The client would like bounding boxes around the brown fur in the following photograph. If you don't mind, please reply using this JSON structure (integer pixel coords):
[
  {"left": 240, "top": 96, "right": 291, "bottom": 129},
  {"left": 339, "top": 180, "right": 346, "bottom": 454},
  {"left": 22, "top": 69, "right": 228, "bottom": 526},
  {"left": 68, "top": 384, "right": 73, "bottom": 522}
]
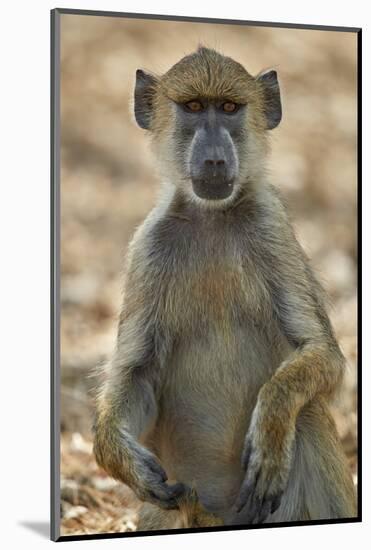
[
  {"left": 149, "top": 47, "right": 267, "bottom": 139},
  {"left": 93, "top": 47, "right": 357, "bottom": 531}
]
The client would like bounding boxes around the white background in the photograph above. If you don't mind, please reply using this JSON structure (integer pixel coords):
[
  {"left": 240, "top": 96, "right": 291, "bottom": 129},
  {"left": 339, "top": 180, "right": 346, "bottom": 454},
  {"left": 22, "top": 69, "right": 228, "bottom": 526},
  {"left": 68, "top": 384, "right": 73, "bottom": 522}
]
[{"left": 0, "top": 0, "right": 368, "bottom": 548}]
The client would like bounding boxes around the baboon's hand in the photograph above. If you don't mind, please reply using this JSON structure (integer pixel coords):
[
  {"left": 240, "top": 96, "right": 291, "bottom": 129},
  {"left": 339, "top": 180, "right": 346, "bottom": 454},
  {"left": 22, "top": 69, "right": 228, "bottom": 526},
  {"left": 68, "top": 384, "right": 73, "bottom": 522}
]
[
  {"left": 234, "top": 394, "right": 296, "bottom": 523},
  {"left": 129, "top": 443, "right": 190, "bottom": 509},
  {"left": 94, "top": 426, "right": 189, "bottom": 510}
]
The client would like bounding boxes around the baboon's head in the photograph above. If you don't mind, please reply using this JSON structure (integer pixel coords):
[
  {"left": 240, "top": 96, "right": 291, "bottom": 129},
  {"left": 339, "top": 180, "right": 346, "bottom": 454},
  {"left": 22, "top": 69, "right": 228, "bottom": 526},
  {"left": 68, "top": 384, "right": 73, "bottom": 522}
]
[{"left": 134, "top": 47, "right": 281, "bottom": 207}]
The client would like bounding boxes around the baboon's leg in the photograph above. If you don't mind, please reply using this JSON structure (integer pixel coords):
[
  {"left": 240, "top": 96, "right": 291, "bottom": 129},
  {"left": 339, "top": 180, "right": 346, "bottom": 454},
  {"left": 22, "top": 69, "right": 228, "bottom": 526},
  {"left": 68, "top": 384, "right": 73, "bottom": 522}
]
[
  {"left": 268, "top": 398, "right": 357, "bottom": 522},
  {"left": 136, "top": 500, "right": 224, "bottom": 531},
  {"left": 136, "top": 502, "right": 185, "bottom": 531}
]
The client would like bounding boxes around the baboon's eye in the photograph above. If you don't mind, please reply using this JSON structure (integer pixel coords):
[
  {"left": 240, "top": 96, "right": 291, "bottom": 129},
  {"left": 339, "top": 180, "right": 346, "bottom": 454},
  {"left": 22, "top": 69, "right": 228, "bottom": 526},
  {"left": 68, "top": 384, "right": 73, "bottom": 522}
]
[
  {"left": 185, "top": 100, "right": 203, "bottom": 112},
  {"left": 222, "top": 102, "right": 238, "bottom": 113}
]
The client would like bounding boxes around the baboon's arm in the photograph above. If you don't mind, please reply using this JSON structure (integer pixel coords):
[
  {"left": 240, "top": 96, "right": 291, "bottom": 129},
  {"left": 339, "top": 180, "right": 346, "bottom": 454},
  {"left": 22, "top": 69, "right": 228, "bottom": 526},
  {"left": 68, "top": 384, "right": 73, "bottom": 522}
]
[
  {"left": 255, "top": 200, "right": 345, "bottom": 410},
  {"left": 235, "top": 210, "right": 345, "bottom": 523},
  {"left": 264, "top": 264, "right": 345, "bottom": 417},
  {"left": 93, "top": 272, "right": 187, "bottom": 509},
  {"left": 96, "top": 308, "right": 160, "bottom": 441}
]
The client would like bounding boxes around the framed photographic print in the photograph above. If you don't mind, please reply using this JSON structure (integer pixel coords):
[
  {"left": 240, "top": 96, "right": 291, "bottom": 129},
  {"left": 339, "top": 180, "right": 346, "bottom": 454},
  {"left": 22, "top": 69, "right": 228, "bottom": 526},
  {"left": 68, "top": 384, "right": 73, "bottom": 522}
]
[{"left": 51, "top": 8, "right": 361, "bottom": 542}]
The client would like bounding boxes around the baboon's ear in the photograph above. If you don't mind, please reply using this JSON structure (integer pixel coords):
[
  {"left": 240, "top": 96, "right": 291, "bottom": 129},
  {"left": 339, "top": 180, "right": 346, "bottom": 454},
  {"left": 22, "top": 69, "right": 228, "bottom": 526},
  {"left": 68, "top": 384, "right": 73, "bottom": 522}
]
[
  {"left": 134, "top": 70, "right": 157, "bottom": 130},
  {"left": 256, "top": 70, "right": 282, "bottom": 130}
]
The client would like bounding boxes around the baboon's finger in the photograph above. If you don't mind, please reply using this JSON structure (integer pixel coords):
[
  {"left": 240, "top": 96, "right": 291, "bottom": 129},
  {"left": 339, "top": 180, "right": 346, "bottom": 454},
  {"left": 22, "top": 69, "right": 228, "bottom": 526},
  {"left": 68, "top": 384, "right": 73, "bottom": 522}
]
[
  {"left": 253, "top": 498, "right": 272, "bottom": 524},
  {"left": 147, "top": 490, "right": 180, "bottom": 510},
  {"left": 145, "top": 456, "right": 168, "bottom": 481},
  {"left": 147, "top": 481, "right": 189, "bottom": 509},
  {"left": 270, "top": 491, "right": 283, "bottom": 515},
  {"left": 241, "top": 440, "right": 252, "bottom": 471},
  {"left": 234, "top": 469, "right": 260, "bottom": 513}
]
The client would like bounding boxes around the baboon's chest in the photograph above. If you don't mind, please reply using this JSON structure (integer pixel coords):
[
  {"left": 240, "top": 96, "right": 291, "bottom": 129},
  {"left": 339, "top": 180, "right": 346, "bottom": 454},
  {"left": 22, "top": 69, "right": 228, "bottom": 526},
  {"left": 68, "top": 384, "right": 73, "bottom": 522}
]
[
  {"left": 149, "top": 214, "right": 272, "bottom": 334},
  {"left": 160, "top": 252, "right": 270, "bottom": 335}
]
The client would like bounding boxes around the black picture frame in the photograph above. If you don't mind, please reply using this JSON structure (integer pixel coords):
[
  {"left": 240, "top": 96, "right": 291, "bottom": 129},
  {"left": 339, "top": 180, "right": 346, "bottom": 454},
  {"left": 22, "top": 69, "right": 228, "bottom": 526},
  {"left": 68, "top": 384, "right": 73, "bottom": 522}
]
[{"left": 51, "top": 8, "right": 362, "bottom": 542}]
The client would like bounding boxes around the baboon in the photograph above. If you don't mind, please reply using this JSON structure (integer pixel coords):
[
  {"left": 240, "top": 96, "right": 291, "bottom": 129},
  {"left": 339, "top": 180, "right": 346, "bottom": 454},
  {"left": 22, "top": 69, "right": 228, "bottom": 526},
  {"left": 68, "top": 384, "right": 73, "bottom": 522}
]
[{"left": 93, "top": 47, "right": 357, "bottom": 530}]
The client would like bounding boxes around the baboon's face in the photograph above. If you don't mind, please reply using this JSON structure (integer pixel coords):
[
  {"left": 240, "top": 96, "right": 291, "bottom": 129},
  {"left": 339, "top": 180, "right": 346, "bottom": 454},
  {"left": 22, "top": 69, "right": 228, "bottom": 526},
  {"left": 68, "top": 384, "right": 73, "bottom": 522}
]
[
  {"left": 173, "top": 99, "right": 244, "bottom": 201},
  {"left": 134, "top": 48, "right": 281, "bottom": 206}
]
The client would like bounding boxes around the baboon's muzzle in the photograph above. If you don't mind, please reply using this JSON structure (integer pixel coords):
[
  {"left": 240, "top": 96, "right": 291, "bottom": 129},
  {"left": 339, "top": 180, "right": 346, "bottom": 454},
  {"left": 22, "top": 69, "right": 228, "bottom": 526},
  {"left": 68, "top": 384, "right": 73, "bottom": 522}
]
[
  {"left": 191, "top": 169, "right": 235, "bottom": 200},
  {"left": 189, "top": 127, "right": 237, "bottom": 201}
]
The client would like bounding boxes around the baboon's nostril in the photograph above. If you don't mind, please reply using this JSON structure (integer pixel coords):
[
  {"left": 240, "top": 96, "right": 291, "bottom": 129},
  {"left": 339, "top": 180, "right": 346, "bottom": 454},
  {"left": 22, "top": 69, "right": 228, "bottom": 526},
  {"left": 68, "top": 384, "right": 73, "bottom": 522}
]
[{"left": 204, "top": 159, "right": 225, "bottom": 166}]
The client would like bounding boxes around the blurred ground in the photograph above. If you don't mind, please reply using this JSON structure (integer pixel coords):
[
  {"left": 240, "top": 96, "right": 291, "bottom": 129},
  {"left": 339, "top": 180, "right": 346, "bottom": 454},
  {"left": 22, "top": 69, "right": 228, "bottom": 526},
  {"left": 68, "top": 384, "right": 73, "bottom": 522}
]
[{"left": 59, "top": 13, "right": 358, "bottom": 536}]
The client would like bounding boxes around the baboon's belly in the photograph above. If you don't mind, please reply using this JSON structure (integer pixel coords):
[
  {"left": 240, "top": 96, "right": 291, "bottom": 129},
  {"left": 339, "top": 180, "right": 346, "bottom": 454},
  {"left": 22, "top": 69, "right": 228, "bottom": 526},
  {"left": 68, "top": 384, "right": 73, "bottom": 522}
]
[{"left": 149, "top": 325, "right": 285, "bottom": 514}]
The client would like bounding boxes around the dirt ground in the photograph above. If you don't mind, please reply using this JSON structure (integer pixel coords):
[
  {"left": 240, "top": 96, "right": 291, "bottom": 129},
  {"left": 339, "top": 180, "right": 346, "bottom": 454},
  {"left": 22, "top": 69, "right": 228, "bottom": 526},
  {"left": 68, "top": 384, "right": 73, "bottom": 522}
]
[{"left": 59, "top": 13, "right": 358, "bottom": 536}]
